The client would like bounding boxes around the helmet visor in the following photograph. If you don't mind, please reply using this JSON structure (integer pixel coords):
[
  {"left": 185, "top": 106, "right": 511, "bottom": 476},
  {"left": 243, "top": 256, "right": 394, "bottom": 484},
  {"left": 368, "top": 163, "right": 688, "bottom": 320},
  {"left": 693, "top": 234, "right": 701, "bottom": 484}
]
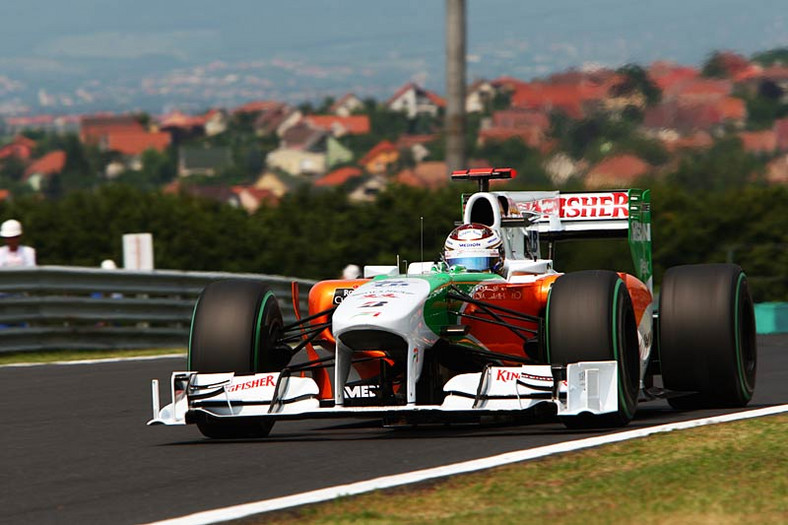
[{"left": 445, "top": 255, "right": 499, "bottom": 272}]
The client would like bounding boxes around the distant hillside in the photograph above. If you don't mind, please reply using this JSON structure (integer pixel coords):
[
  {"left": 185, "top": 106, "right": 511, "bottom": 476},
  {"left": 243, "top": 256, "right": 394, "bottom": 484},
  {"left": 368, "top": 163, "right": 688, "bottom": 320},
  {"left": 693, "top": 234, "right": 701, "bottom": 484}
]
[{"left": 0, "top": 0, "right": 785, "bottom": 114}]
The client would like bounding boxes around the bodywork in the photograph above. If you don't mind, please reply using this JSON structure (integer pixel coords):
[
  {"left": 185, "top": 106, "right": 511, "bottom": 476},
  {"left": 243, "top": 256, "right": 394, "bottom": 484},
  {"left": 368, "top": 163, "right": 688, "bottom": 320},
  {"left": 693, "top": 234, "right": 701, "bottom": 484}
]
[{"left": 150, "top": 173, "right": 654, "bottom": 428}]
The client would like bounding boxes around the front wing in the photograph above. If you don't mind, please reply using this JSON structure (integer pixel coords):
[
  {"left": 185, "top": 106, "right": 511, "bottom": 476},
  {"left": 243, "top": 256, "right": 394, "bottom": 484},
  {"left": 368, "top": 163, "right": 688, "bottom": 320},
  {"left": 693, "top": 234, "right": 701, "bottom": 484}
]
[{"left": 148, "top": 361, "right": 619, "bottom": 426}]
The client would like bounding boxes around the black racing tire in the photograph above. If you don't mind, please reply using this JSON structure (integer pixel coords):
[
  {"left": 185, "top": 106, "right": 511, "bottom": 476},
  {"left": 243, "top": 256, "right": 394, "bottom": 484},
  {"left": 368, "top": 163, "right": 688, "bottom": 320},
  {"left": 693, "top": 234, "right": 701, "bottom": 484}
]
[
  {"left": 188, "top": 280, "right": 288, "bottom": 439},
  {"left": 547, "top": 270, "right": 640, "bottom": 428},
  {"left": 658, "top": 264, "right": 756, "bottom": 409},
  {"left": 189, "top": 280, "right": 287, "bottom": 374}
]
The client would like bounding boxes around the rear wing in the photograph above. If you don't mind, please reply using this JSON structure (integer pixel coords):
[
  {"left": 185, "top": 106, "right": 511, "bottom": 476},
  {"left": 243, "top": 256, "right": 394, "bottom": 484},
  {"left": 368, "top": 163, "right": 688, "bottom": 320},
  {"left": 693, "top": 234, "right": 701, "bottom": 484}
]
[{"left": 502, "top": 189, "right": 652, "bottom": 291}]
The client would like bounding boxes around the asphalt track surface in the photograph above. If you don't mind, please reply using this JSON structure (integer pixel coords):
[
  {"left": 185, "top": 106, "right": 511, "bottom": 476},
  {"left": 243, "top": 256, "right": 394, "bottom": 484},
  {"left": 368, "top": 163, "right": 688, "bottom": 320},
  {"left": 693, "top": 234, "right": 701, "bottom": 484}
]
[{"left": 1, "top": 335, "right": 786, "bottom": 525}]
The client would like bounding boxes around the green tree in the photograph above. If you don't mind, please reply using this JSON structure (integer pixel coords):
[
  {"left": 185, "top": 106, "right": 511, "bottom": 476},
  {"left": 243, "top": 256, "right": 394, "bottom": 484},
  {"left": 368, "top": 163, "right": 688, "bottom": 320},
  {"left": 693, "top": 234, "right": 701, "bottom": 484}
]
[
  {"left": 613, "top": 64, "right": 662, "bottom": 106},
  {"left": 751, "top": 47, "right": 788, "bottom": 67},
  {"left": 701, "top": 51, "right": 729, "bottom": 78},
  {"left": 667, "top": 136, "right": 765, "bottom": 192}
]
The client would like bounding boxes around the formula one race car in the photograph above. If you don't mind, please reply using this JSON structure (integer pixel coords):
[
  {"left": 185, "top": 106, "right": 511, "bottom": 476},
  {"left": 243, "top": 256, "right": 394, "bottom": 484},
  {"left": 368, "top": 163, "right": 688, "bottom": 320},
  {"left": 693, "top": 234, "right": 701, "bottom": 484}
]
[{"left": 149, "top": 168, "right": 757, "bottom": 438}]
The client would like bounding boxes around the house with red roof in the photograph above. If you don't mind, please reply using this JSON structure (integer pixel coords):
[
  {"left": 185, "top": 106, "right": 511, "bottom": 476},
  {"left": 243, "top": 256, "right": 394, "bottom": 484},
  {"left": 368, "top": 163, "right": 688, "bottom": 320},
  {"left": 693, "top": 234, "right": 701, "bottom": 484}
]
[
  {"left": 314, "top": 166, "right": 363, "bottom": 188},
  {"left": 387, "top": 83, "right": 446, "bottom": 119},
  {"left": 395, "top": 159, "right": 491, "bottom": 190},
  {"left": 0, "top": 189, "right": 10, "bottom": 202},
  {"left": 0, "top": 135, "right": 36, "bottom": 161},
  {"left": 478, "top": 109, "right": 550, "bottom": 148},
  {"left": 158, "top": 110, "right": 225, "bottom": 142},
  {"left": 81, "top": 114, "right": 171, "bottom": 174},
  {"left": 648, "top": 62, "right": 700, "bottom": 92},
  {"left": 510, "top": 82, "right": 608, "bottom": 119},
  {"left": 643, "top": 96, "right": 745, "bottom": 135},
  {"left": 230, "top": 185, "right": 278, "bottom": 213},
  {"left": 158, "top": 110, "right": 206, "bottom": 132},
  {"left": 330, "top": 94, "right": 364, "bottom": 117},
  {"left": 23, "top": 150, "right": 66, "bottom": 191},
  {"left": 584, "top": 154, "right": 651, "bottom": 189},
  {"left": 359, "top": 140, "right": 399, "bottom": 174},
  {"left": 304, "top": 115, "right": 370, "bottom": 136},
  {"left": 233, "top": 100, "right": 283, "bottom": 115},
  {"left": 737, "top": 130, "right": 777, "bottom": 154},
  {"left": 106, "top": 131, "right": 170, "bottom": 157},
  {"left": 664, "top": 78, "right": 732, "bottom": 104},
  {"left": 253, "top": 105, "right": 302, "bottom": 137},
  {"left": 80, "top": 115, "right": 144, "bottom": 146},
  {"left": 490, "top": 76, "right": 528, "bottom": 93},
  {"left": 395, "top": 161, "right": 449, "bottom": 190}
]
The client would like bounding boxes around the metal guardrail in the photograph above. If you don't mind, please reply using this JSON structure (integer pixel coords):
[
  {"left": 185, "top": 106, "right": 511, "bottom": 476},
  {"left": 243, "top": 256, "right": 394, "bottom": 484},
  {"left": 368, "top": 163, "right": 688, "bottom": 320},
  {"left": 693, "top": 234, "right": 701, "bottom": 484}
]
[{"left": 0, "top": 266, "right": 316, "bottom": 353}]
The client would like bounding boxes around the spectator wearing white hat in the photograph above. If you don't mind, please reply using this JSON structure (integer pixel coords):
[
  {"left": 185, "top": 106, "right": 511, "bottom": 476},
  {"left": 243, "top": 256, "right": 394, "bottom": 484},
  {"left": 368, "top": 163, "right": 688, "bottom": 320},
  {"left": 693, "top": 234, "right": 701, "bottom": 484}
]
[{"left": 0, "top": 219, "right": 36, "bottom": 267}]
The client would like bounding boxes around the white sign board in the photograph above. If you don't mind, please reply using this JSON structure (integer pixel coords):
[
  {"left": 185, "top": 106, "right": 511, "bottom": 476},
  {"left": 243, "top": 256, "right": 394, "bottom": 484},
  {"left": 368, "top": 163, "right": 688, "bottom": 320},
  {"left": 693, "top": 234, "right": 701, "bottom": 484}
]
[{"left": 123, "top": 233, "right": 154, "bottom": 270}]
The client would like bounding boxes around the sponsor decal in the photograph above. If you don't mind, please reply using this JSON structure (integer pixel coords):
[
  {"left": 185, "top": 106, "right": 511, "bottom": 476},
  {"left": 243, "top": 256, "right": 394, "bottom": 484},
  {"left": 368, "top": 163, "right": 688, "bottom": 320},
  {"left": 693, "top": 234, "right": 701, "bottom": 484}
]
[
  {"left": 560, "top": 192, "right": 629, "bottom": 219},
  {"left": 518, "top": 197, "right": 560, "bottom": 217},
  {"left": 371, "top": 280, "right": 410, "bottom": 288},
  {"left": 495, "top": 370, "right": 554, "bottom": 383},
  {"left": 360, "top": 300, "right": 388, "bottom": 308},
  {"left": 351, "top": 311, "right": 382, "bottom": 319},
  {"left": 473, "top": 285, "right": 522, "bottom": 301},
  {"left": 457, "top": 229, "right": 484, "bottom": 240},
  {"left": 225, "top": 375, "right": 275, "bottom": 392},
  {"left": 496, "top": 369, "right": 521, "bottom": 382},
  {"left": 344, "top": 385, "right": 378, "bottom": 398},
  {"left": 520, "top": 372, "right": 553, "bottom": 382},
  {"left": 333, "top": 288, "right": 355, "bottom": 305},
  {"left": 630, "top": 221, "right": 651, "bottom": 242},
  {"left": 360, "top": 292, "right": 402, "bottom": 299}
]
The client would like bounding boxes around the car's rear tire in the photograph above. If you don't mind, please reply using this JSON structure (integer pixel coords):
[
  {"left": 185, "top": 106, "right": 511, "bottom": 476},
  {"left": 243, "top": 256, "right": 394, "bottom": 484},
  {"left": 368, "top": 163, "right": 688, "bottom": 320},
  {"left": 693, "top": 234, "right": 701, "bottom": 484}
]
[
  {"left": 547, "top": 271, "right": 640, "bottom": 428},
  {"left": 659, "top": 264, "right": 756, "bottom": 409},
  {"left": 188, "top": 280, "right": 288, "bottom": 438}
]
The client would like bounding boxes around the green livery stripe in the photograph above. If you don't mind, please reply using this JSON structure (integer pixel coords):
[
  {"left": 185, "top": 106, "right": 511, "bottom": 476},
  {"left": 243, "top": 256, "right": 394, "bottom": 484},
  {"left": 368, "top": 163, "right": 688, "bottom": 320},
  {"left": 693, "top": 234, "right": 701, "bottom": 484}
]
[
  {"left": 420, "top": 272, "right": 503, "bottom": 336},
  {"left": 612, "top": 279, "right": 632, "bottom": 419},
  {"left": 253, "top": 291, "right": 274, "bottom": 372},
  {"left": 187, "top": 296, "right": 200, "bottom": 370},
  {"left": 734, "top": 273, "right": 752, "bottom": 400}
]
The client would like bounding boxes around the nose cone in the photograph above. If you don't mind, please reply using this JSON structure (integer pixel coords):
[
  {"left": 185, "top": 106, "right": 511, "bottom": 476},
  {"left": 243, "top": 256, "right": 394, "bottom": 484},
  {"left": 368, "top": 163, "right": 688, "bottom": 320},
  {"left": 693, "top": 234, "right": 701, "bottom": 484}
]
[{"left": 333, "top": 278, "right": 432, "bottom": 336}]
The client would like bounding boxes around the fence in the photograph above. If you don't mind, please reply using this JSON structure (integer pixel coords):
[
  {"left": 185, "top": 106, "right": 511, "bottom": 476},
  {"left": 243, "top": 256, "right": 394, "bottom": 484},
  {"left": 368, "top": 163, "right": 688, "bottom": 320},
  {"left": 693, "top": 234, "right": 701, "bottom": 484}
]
[{"left": 0, "top": 266, "right": 316, "bottom": 354}]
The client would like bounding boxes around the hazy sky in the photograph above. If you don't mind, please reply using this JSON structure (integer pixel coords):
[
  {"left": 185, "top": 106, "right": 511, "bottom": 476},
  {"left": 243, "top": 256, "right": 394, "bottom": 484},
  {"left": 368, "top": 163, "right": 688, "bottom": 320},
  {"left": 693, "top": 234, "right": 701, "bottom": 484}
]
[
  {"left": 3, "top": 1, "right": 786, "bottom": 67},
  {"left": 1, "top": 1, "right": 786, "bottom": 109}
]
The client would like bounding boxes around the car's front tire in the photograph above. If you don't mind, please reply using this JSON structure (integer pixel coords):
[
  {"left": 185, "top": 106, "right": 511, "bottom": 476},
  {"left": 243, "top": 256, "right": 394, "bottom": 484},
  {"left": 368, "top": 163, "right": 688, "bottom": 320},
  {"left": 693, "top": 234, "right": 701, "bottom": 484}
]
[
  {"left": 188, "top": 279, "right": 288, "bottom": 438},
  {"left": 547, "top": 270, "right": 640, "bottom": 428}
]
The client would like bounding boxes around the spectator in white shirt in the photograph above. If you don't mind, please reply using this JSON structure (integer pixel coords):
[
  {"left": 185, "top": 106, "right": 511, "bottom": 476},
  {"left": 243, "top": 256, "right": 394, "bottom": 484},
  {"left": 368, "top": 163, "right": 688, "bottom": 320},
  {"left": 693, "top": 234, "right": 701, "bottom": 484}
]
[{"left": 0, "top": 219, "right": 36, "bottom": 267}]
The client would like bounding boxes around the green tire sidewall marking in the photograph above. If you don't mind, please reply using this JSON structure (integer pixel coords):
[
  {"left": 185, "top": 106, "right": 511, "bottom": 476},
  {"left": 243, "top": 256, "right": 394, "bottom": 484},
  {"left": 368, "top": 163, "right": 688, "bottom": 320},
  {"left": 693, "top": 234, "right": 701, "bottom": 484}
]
[
  {"left": 253, "top": 291, "right": 275, "bottom": 372},
  {"left": 187, "top": 296, "right": 200, "bottom": 370},
  {"left": 612, "top": 279, "right": 633, "bottom": 419},
  {"left": 734, "top": 273, "right": 752, "bottom": 400}
]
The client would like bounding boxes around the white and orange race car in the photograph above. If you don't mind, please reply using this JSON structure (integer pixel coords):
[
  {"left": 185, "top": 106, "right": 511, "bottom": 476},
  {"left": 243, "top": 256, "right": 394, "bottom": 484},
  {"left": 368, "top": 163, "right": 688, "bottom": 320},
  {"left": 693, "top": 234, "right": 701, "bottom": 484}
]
[{"left": 149, "top": 168, "right": 757, "bottom": 438}]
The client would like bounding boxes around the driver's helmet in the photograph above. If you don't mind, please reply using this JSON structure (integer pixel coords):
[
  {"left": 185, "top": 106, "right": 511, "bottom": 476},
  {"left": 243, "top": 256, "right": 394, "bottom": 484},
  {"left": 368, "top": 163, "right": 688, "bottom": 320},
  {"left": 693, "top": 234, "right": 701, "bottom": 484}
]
[{"left": 443, "top": 223, "right": 504, "bottom": 273}]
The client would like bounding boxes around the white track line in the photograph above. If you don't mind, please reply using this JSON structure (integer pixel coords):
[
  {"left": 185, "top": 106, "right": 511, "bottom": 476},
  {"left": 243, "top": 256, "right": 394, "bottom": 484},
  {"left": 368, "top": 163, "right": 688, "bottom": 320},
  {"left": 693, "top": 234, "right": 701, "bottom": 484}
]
[
  {"left": 0, "top": 353, "right": 185, "bottom": 368},
  {"left": 146, "top": 404, "right": 788, "bottom": 525}
]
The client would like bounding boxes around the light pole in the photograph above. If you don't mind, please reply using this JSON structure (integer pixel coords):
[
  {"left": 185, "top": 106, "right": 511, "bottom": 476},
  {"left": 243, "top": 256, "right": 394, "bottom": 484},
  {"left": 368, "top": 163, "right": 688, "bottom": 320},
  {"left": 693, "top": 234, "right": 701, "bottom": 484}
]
[{"left": 446, "top": 0, "right": 466, "bottom": 175}]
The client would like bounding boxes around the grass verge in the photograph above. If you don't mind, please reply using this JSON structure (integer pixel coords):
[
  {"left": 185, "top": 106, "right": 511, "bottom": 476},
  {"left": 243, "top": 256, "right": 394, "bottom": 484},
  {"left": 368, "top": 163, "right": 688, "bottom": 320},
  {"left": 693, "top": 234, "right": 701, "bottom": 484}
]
[
  {"left": 262, "top": 414, "right": 788, "bottom": 524},
  {"left": 0, "top": 347, "right": 185, "bottom": 366}
]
